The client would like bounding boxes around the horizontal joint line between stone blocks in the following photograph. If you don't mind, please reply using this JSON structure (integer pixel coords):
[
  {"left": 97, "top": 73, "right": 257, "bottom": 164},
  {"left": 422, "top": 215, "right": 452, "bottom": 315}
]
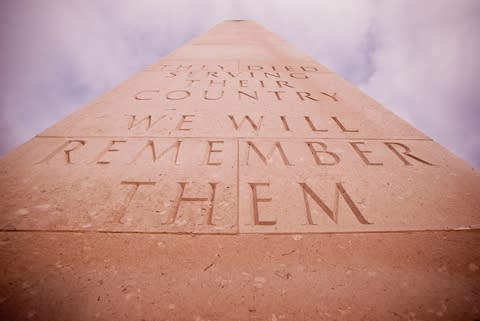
[
  {"left": 0, "top": 228, "right": 478, "bottom": 236},
  {"left": 35, "top": 135, "right": 433, "bottom": 141}
]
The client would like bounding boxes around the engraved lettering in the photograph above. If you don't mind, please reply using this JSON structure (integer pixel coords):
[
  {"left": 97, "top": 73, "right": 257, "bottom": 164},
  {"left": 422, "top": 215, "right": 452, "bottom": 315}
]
[
  {"left": 305, "top": 116, "right": 328, "bottom": 132},
  {"left": 96, "top": 140, "right": 126, "bottom": 164},
  {"left": 203, "top": 90, "right": 224, "bottom": 100},
  {"left": 246, "top": 141, "right": 293, "bottom": 166},
  {"left": 135, "top": 90, "right": 160, "bottom": 100},
  {"left": 228, "top": 115, "right": 264, "bottom": 131},
  {"left": 176, "top": 115, "right": 195, "bottom": 131},
  {"left": 301, "top": 66, "right": 318, "bottom": 72},
  {"left": 127, "top": 115, "right": 166, "bottom": 130},
  {"left": 297, "top": 92, "right": 319, "bottom": 101},
  {"left": 349, "top": 142, "right": 383, "bottom": 166},
  {"left": 205, "top": 141, "right": 224, "bottom": 165},
  {"left": 166, "top": 90, "right": 191, "bottom": 100},
  {"left": 299, "top": 182, "right": 372, "bottom": 225},
  {"left": 384, "top": 142, "right": 434, "bottom": 166},
  {"left": 280, "top": 116, "right": 290, "bottom": 131},
  {"left": 321, "top": 92, "right": 338, "bottom": 102},
  {"left": 131, "top": 140, "right": 181, "bottom": 164},
  {"left": 248, "top": 183, "right": 275, "bottom": 225},
  {"left": 276, "top": 80, "right": 295, "bottom": 88},
  {"left": 115, "top": 181, "right": 156, "bottom": 223},
  {"left": 331, "top": 116, "right": 358, "bottom": 132},
  {"left": 208, "top": 80, "right": 226, "bottom": 87},
  {"left": 268, "top": 90, "right": 285, "bottom": 100},
  {"left": 289, "top": 73, "right": 308, "bottom": 79},
  {"left": 167, "top": 182, "right": 218, "bottom": 225},
  {"left": 238, "top": 90, "right": 258, "bottom": 100},
  {"left": 37, "top": 140, "right": 86, "bottom": 164},
  {"left": 306, "top": 142, "right": 340, "bottom": 165},
  {"left": 264, "top": 72, "right": 280, "bottom": 78}
]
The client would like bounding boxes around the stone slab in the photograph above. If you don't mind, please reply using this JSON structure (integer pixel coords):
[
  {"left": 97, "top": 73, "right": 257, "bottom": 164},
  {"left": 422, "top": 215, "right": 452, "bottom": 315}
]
[
  {"left": 0, "top": 231, "right": 479, "bottom": 321},
  {"left": 0, "top": 137, "right": 237, "bottom": 234}
]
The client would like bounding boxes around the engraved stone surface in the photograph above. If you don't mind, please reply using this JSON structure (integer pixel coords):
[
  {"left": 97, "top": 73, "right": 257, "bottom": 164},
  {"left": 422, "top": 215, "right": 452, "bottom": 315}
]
[{"left": 0, "top": 20, "right": 479, "bottom": 320}]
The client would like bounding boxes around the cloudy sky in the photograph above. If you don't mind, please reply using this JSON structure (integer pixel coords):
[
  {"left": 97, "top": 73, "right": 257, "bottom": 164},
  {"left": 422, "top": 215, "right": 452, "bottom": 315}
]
[{"left": 1, "top": 0, "right": 479, "bottom": 168}]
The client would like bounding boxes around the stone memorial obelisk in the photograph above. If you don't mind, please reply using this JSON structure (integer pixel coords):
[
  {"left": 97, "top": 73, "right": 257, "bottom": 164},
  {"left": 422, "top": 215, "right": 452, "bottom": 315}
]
[{"left": 1, "top": 20, "right": 479, "bottom": 320}]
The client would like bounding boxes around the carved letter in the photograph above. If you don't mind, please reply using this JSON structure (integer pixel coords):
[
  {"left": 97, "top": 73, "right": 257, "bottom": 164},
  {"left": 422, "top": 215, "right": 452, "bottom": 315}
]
[
  {"left": 305, "top": 116, "right": 328, "bottom": 132},
  {"left": 276, "top": 80, "right": 295, "bottom": 88},
  {"left": 246, "top": 141, "right": 293, "bottom": 166},
  {"left": 306, "top": 142, "right": 340, "bottom": 165},
  {"left": 297, "top": 92, "right": 319, "bottom": 101},
  {"left": 208, "top": 80, "right": 226, "bottom": 87},
  {"left": 264, "top": 72, "right": 281, "bottom": 78},
  {"left": 238, "top": 90, "right": 258, "bottom": 100},
  {"left": 205, "top": 141, "right": 224, "bottom": 165},
  {"left": 203, "top": 90, "right": 224, "bottom": 100},
  {"left": 127, "top": 115, "right": 166, "bottom": 130},
  {"left": 384, "top": 142, "right": 433, "bottom": 166},
  {"left": 115, "top": 181, "right": 156, "bottom": 223},
  {"left": 96, "top": 140, "right": 126, "bottom": 164},
  {"left": 131, "top": 140, "right": 181, "bottom": 164},
  {"left": 320, "top": 92, "right": 338, "bottom": 102},
  {"left": 134, "top": 90, "right": 160, "bottom": 100},
  {"left": 299, "top": 182, "right": 372, "bottom": 225},
  {"left": 176, "top": 115, "right": 195, "bottom": 131},
  {"left": 228, "top": 115, "right": 264, "bottom": 131},
  {"left": 280, "top": 116, "right": 290, "bottom": 131},
  {"left": 166, "top": 90, "right": 191, "bottom": 100},
  {"left": 331, "top": 116, "right": 358, "bottom": 132},
  {"left": 301, "top": 66, "right": 318, "bottom": 72},
  {"left": 248, "top": 183, "right": 275, "bottom": 225},
  {"left": 167, "top": 182, "right": 218, "bottom": 225},
  {"left": 349, "top": 142, "right": 383, "bottom": 166},
  {"left": 37, "top": 140, "right": 86, "bottom": 164},
  {"left": 267, "top": 91, "right": 285, "bottom": 100},
  {"left": 289, "top": 73, "right": 309, "bottom": 79}
]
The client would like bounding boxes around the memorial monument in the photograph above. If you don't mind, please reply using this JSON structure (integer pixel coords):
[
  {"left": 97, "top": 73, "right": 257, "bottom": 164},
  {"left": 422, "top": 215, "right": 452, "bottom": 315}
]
[{"left": 0, "top": 20, "right": 479, "bottom": 320}]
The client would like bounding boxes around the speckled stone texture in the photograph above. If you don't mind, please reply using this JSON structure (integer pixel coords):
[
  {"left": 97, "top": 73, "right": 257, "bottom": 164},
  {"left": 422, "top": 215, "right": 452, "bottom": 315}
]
[{"left": 0, "top": 20, "right": 479, "bottom": 320}]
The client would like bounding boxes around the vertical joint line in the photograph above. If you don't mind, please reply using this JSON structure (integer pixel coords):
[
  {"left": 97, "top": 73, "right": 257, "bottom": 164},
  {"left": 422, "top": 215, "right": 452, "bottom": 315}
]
[{"left": 236, "top": 138, "right": 240, "bottom": 234}]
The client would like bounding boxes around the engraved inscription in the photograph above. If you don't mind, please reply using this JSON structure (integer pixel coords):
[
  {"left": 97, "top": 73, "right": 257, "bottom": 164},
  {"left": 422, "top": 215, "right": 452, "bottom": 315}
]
[
  {"left": 131, "top": 140, "right": 182, "bottom": 164},
  {"left": 299, "top": 182, "right": 372, "bottom": 225},
  {"left": 205, "top": 141, "right": 224, "bottom": 165},
  {"left": 229, "top": 115, "right": 264, "bottom": 131},
  {"left": 116, "top": 181, "right": 156, "bottom": 223},
  {"left": 167, "top": 182, "right": 218, "bottom": 225},
  {"left": 385, "top": 142, "right": 434, "bottom": 166},
  {"left": 306, "top": 142, "right": 340, "bottom": 166},
  {"left": 95, "top": 140, "right": 127, "bottom": 164},
  {"left": 246, "top": 141, "right": 293, "bottom": 166},
  {"left": 37, "top": 140, "right": 86, "bottom": 164},
  {"left": 37, "top": 139, "right": 434, "bottom": 167},
  {"left": 248, "top": 182, "right": 275, "bottom": 225}
]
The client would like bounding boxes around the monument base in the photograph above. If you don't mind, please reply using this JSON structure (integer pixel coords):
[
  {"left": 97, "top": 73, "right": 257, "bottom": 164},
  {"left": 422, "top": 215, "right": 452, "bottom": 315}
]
[{"left": 1, "top": 230, "right": 479, "bottom": 320}]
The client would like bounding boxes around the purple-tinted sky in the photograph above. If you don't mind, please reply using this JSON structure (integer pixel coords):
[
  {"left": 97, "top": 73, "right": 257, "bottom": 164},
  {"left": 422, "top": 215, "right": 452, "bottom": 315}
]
[{"left": 1, "top": 0, "right": 479, "bottom": 168}]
